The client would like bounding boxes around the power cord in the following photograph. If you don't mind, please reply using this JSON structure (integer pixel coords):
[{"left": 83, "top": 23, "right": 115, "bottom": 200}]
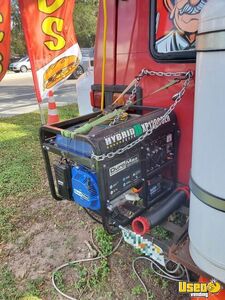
[
  {"left": 132, "top": 256, "right": 190, "bottom": 300},
  {"left": 83, "top": 208, "right": 103, "bottom": 225},
  {"left": 52, "top": 234, "right": 123, "bottom": 300},
  {"left": 52, "top": 230, "right": 189, "bottom": 300}
]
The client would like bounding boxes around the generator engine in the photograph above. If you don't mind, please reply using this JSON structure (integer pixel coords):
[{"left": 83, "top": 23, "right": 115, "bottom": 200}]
[{"left": 41, "top": 107, "right": 179, "bottom": 232}]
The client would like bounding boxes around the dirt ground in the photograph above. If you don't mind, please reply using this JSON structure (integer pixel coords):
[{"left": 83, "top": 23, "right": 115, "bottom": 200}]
[{"left": 0, "top": 192, "right": 190, "bottom": 300}]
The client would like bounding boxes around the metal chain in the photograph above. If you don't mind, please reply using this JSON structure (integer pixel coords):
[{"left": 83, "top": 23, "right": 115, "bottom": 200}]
[
  {"left": 92, "top": 69, "right": 192, "bottom": 162},
  {"left": 109, "top": 69, "right": 190, "bottom": 126}
]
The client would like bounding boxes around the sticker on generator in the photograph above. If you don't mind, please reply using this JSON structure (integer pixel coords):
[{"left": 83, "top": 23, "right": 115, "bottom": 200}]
[
  {"left": 121, "top": 227, "right": 165, "bottom": 267},
  {"left": 109, "top": 156, "right": 139, "bottom": 177}
]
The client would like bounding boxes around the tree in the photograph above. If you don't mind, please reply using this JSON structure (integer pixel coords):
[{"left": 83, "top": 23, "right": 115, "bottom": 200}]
[
  {"left": 11, "top": 0, "right": 26, "bottom": 56},
  {"left": 74, "top": 0, "right": 99, "bottom": 48},
  {"left": 10, "top": 0, "right": 98, "bottom": 57}
]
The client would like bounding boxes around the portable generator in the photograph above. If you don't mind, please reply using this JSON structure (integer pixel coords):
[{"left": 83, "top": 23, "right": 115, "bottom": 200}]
[{"left": 40, "top": 106, "right": 179, "bottom": 232}]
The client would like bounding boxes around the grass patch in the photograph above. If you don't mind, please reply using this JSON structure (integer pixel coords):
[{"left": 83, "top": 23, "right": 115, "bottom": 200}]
[
  {"left": 141, "top": 266, "right": 169, "bottom": 295},
  {"left": 23, "top": 277, "right": 45, "bottom": 298},
  {"left": 151, "top": 225, "right": 171, "bottom": 240},
  {"left": 89, "top": 259, "right": 110, "bottom": 288},
  {"left": 94, "top": 227, "right": 113, "bottom": 256},
  {"left": 73, "top": 228, "right": 112, "bottom": 291},
  {"left": 0, "top": 266, "right": 46, "bottom": 299},
  {"left": 54, "top": 271, "right": 66, "bottom": 293},
  {"left": 74, "top": 228, "right": 112, "bottom": 291},
  {"left": 0, "top": 266, "right": 22, "bottom": 300},
  {"left": 52, "top": 228, "right": 113, "bottom": 297},
  {"left": 0, "top": 104, "right": 78, "bottom": 199},
  {"left": 0, "top": 114, "right": 43, "bottom": 199},
  {"left": 131, "top": 284, "right": 144, "bottom": 296},
  {"left": 72, "top": 257, "right": 110, "bottom": 295},
  {"left": 58, "top": 104, "right": 78, "bottom": 120},
  {"left": 0, "top": 105, "right": 78, "bottom": 243},
  {"left": 0, "top": 206, "right": 16, "bottom": 242},
  {"left": 148, "top": 291, "right": 156, "bottom": 300}
]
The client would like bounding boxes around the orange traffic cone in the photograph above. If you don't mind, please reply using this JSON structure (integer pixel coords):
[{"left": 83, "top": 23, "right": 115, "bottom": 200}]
[
  {"left": 47, "top": 91, "right": 60, "bottom": 124},
  {"left": 192, "top": 277, "right": 225, "bottom": 300}
]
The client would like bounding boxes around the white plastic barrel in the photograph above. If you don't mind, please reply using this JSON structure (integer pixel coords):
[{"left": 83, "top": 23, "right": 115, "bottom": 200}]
[{"left": 189, "top": 0, "right": 225, "bottom": 283}]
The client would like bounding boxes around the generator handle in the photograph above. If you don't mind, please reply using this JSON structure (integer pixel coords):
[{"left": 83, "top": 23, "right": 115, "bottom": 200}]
[{"left": 42, "top": 124, "right": 61, "bottom": 134}]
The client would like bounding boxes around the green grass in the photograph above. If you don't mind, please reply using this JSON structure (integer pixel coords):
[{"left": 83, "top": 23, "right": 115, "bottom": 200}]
[
  {"left": 0, "top": 266, "right": 47, "bottom": 300},
  {"left": 141, "top": 266, "right": 169, "bottom": 297},
  {"left": 151, "top": 225, "right": 171, "bottom": 240},
  {"left": 148, "top": 291, "right": 156, "bottom": 300},
  {"left": 0, "top": 114, "right": 43, "bottom": 199},
  {"left": 74, "top": 265, "right": 89, "bottom": 290},
  {"left": 58, "top": 104, "right": 78, "bottom": 120},
  {"left": 72, "top": 228, "right": 112, "bottom": 293},
  {"left": 0, "top": 104, "right": 78, "bottom": 243},
  {"left": 53, "top": 228, "right": 113, "bottom": 296},
  {"left": 131, "top": 285, "right": 145, "bottom": 296},
  {"left": 23, "top": 277, "right": 45, "bottom": 298},
  {"left": 94, "top": 227, "right": 113, "bottom": 256},
  {"left": 0, "top": 104, "right": 78, "bottom": 199},
  {"left": 0, "top": 206, "right": 16, "bottom": 242},
  {"left": 72, "top": 258, "right": 110, "bottom": 293},
  {"left": 0, "top": 266, "right": 22, "bottom": 300},
  {"left": 89, "top": 259, "right": 110, "bottom": 288},
  {"left": 54, "top": 271, "right": 66, "bottom": 293}
]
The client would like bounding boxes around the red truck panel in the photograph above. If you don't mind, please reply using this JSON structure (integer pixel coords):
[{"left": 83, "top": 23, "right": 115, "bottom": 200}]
[
  {"left": 94, "top": 0, "right": 196, "bottom": 184},
  {"left": 94, "top": 0, "right": 117, "bottom": 85}
]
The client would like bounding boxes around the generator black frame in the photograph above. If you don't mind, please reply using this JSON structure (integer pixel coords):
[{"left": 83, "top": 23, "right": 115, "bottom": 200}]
[{"left": 40, "top": 106, "right": 179, "bottom": 233}]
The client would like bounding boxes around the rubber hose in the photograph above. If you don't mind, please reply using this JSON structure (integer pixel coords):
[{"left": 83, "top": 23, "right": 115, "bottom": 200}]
[{"left": 132, "top": 189, "right": 188, "bottom": 235}]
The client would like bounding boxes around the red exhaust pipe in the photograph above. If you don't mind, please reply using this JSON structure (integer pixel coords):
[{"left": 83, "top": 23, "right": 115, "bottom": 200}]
[
  {"left": 132, "top": 216, "right": 151, "bottom": 236},
  {"left": 132, "top": 188, "right": 189, "bottom": 236}
]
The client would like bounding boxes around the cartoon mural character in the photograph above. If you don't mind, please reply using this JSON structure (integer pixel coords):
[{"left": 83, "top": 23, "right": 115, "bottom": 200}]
[{"left": 156, "top": 0, "right": 207, "bottom": 53}]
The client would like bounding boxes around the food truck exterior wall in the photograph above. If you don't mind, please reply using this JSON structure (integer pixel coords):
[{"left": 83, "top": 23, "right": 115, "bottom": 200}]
[{"left": 93, "top": 0, "right": 198, "bottom": 184}]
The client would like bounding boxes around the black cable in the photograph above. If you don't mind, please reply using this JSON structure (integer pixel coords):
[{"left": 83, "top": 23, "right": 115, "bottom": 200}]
[{"left": 83, "top": 208, "right": 103, "bottom": 224}]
